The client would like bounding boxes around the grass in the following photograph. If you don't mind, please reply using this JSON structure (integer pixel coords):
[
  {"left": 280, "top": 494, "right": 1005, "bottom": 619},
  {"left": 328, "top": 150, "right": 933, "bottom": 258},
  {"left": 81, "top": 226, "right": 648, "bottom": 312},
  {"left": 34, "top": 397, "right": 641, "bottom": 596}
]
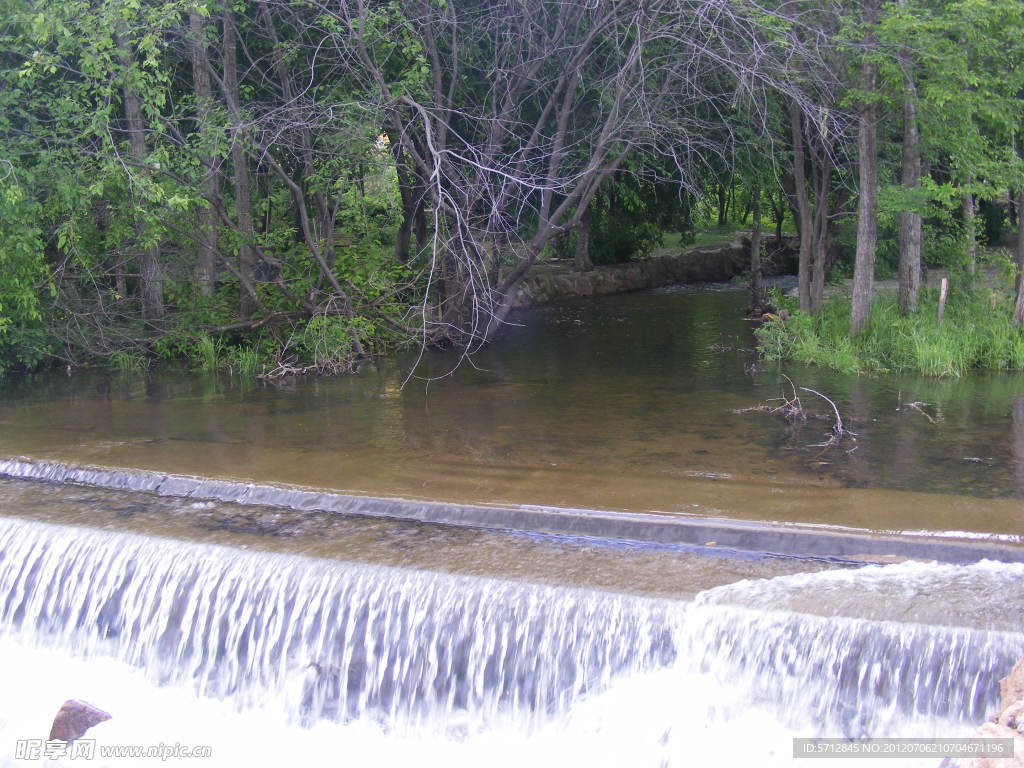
[
  {"left": 655, "top": 223, "right": 797, "bottom": 256},
  {"left": 109, "top": 350, "right": 150, "bottom": 373},
  {"left": 195, "top": 334, "right": 220, "bottom": 373},
  {"left": 229, "top": 346, "right": 262, "bottom": 376},
  {"left": 192, "top": 335, "right": 265, "bottom": 376},
  {"left": 756, "top": 286, "right": 1024, "bottom": 377}
]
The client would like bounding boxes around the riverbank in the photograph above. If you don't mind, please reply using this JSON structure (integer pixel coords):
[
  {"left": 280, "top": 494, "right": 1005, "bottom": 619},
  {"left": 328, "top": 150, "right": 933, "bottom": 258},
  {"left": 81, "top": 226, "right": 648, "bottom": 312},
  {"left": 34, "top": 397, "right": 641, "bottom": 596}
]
[
  {"left": 511, "top": 235, "right": 798, "bottom": 306},
  {"left": 759, "top": 282, "right": 1024, "bottom": 376}
]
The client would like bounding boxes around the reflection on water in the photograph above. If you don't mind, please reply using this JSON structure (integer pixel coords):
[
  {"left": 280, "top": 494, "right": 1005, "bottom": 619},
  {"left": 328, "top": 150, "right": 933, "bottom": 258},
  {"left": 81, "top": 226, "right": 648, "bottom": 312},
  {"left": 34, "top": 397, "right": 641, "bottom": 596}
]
[{"left": 0, "top": 285, "right": 1022, "bottom": 535}]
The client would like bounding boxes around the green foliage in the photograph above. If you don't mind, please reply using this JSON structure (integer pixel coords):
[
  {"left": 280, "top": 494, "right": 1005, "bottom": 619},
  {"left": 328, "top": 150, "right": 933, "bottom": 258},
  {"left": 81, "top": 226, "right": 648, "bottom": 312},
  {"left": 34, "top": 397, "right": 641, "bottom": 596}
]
[
  {"left": 586, "top": 169, "right": 673, "bottom": 265},
  {"left": 229, "top": 345, "right": 261, "bottom": 376},
  {"left": 194, "top": 334, "right": 219, "bottom": 372},
  {"left": 294, "top": 314, "right": 379, "bottom": 373},
  {"left": 757, "top": 288, "right": 1024, "bottom": 377},
  {"left": 0, "top": 0, "right": 1021, "bottom": 378},
  {"left": 109, "top": 350, "right": 150, "bottom": 373},
  {"left": 978, "top": 199, "right": 1007, "bottom": 246}
]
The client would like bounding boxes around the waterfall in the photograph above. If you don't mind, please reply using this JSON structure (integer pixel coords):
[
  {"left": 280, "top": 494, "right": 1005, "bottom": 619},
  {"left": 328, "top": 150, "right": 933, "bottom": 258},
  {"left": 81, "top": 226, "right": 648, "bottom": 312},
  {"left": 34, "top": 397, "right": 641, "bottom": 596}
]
[
  {"left": 0, "top": 514, "right": 1021, "bottom": 767},
  {"left": 0, "top": 516, "right": 679, "bottom": 729}
]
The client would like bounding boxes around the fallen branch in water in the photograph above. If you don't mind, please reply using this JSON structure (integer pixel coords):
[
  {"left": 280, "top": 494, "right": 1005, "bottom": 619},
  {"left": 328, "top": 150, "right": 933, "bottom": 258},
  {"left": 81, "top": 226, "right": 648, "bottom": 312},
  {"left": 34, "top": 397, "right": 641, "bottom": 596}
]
[
  {"left": 735, "top": 376, "right": 856, "bottom": 452},
  {"left": 800, "top": 386, "right": 857, "bottom": 450},
  {"left": 258, "top": 364, "right": 320, "bottom": 379},
  {"left": 733, "top": 374, "right": 807, "bottom": 422},
  {"left": 903, "top": 400, "right": 939, "bottom": 424}
]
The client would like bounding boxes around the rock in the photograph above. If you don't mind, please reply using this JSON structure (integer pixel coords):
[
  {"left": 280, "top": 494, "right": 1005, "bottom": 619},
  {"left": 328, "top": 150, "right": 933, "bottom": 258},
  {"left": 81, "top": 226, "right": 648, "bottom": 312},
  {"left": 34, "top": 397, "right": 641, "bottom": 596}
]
[
  {"left": 996, "top": 699, "right": 1024, "bottom": 730},
  {"left": 49, "top": 699, "right": 112, "bottom": 743},
  {"left": 511, "top": 243, "right": 759, "bottom": 308},
  {"left": 950, "top": 722, "right": 1024, "bottom": 768},
  {"left": 1002, "top": 660, "right": 1024, "bottom": 710},
  {"left": 947, "top": 659, "right": 1024, "bottom": 768}
]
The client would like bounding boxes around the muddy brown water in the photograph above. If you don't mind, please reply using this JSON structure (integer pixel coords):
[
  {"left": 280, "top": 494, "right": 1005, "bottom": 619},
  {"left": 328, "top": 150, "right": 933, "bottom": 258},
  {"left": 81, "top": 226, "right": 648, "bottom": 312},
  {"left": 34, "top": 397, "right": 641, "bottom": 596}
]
[{"left": 0, "top": 283, "right": 1022, "bottom": 545}]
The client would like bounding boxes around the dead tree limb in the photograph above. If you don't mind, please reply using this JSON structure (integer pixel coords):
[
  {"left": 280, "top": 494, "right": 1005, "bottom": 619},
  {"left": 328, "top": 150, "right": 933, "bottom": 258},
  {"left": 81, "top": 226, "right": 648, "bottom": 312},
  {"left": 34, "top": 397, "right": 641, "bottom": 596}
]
[{"left": 800, "top": 386, "right": 857, "bottom": 449}]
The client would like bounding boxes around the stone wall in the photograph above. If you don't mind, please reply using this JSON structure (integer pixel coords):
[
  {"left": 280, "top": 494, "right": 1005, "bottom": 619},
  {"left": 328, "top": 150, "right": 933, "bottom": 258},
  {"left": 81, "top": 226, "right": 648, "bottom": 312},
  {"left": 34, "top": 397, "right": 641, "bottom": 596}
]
[{"left": 510, "top": 236, "right": 797, "bottom": 307}]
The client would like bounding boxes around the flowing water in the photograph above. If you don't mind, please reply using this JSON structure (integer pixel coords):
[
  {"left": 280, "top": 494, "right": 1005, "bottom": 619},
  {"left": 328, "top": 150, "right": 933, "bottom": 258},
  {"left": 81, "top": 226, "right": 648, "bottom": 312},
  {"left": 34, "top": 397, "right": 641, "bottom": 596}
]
[
  {"left": 0, "top": 508, "right": 1021, "bottom": 768},
  {"left": 0, "top": 284, "right": 1022, "bottom": 766}
]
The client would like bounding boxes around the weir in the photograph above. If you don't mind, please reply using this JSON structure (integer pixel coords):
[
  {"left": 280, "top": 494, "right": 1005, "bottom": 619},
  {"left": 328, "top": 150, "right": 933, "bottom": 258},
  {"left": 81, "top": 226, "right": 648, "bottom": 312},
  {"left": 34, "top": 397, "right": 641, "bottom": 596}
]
[
  {"left": 0, "top": 511, "right": 1021, "bottom": 766},
  {"left": 2, "top": 457, "right": 1021, "bottom": 564}
]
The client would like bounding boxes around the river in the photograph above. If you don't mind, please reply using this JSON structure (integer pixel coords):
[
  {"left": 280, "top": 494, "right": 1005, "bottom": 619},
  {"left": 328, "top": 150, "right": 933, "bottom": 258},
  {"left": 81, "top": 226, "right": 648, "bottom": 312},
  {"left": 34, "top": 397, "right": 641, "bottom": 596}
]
[{"left": 0, "top": 283, "right": 1020, "bottom": 766}]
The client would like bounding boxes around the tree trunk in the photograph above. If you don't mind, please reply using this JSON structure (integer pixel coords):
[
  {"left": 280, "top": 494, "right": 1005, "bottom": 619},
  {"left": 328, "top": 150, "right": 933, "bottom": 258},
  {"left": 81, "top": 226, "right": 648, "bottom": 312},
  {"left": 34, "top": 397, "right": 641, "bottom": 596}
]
[
  {"left": 574, "top": 207, "right": 593, "bottom": 272},
  {"left": 850, "top": 13, "right": 879, "bottom": 336},
  {"left": 392, "top": 137, "right": 429, "bottom": 264},
  {"left": 189, "top": 10, "right": 217, "bottom": 297},
  {"left": 789, "top": 101, "right": 813, "bottom": 313},
  {"left": 898, "top": 67, "right": 922, "bottom": 314},
  {"left": 414, "top": 197, "right": 428, "bottom": 253},
  {"left": 717, "top": 184, "right": 727, "bottom": 227},
  {"left": 259, "top": 3, "right": 332, "bottom": 268},
  {"left": 393, "top": 142, "right": 415, "bottom": 264},
  {"left": 116, "top": 33, "right": 164, "bottom": 320},
  {"left": 809, "top": 146, "right": 832, "bottom": 315},
  {"left": 963, "top": 188, "right": 977, "bottom": 275},
  {"left": 772, "top": 189, "right": 785, "bottom": 243},
  {"left": 223, "top": 12, "right": 258, "bottom": 318},
  {"left": 1013, "top": 188, "right": 1024, "bottom": 325},
  {"left": 749, "top": 187, "right": 763, "bottom": 311}
]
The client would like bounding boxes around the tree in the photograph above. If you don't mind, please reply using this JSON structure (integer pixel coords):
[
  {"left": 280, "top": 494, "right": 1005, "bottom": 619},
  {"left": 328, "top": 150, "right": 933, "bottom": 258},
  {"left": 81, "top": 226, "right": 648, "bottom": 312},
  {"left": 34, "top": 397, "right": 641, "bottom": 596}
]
[
  {"left": 187, "top": 7, "right": 217, "bottom": 298},
  {"left": 850, "top": 0, "right": 880, "bottom": 335},
  {"left": 895, "top": 0, "right": 922, "bottom": 313}
]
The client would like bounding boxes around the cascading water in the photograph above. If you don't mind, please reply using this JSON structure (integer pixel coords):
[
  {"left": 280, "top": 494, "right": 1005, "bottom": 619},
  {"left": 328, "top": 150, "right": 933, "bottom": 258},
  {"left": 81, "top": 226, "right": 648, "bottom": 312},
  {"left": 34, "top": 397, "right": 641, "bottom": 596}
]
[
  {"left": 0, "top": 516, "right": 678, "bottom": 729},
  {"left": 0, "top": 514, "right": 1022, "bottom": 767}
]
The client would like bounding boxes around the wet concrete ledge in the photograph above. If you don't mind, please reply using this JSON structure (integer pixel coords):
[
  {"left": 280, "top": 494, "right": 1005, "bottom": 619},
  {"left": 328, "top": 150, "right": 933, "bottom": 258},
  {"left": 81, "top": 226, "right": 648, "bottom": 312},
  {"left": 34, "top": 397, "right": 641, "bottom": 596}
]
[{"left": 1, "top": 456, "right": 1021, "bottom": 565}]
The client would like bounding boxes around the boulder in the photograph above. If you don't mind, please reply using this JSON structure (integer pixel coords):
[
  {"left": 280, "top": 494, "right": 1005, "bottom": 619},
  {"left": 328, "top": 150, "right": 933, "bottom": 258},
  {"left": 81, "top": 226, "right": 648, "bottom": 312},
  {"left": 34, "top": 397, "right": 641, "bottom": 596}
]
[
  {"left": 946, "top": 660, "right": 1024, "bottom": 768},
  {"left": 1002, "top": 660, "right": 1024, "bottom": 710},
  {"left": 996, "top": 699, "right": 1024, "bottom": 730},
  {"left": 49, "top": 699, "right": 112, "bottom": 743},
  {"left": 952, "top": 722, "right": 1024, "bottom": 768}
]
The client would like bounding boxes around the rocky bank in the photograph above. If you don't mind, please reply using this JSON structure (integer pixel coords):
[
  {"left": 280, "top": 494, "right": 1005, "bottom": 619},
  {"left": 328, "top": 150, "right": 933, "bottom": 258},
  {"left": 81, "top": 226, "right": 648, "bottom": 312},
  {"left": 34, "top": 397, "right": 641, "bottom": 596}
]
[{"left": 510, "top": 235, "right": 798, "bottom": 307}]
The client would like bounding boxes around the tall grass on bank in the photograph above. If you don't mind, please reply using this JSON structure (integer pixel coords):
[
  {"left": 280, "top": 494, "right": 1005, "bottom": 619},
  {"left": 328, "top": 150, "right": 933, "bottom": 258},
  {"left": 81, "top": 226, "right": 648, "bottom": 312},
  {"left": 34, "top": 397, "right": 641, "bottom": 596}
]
[{"left": 756, "top": 287, "right": 1024, "bottom": 376}]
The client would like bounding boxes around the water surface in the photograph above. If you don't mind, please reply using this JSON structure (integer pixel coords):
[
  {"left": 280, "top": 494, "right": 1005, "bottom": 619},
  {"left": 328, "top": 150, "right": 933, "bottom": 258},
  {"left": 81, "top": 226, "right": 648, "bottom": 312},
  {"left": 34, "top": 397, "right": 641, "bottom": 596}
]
[{"left": 1, "top": 285, "right": 1022, "bottom": 539}]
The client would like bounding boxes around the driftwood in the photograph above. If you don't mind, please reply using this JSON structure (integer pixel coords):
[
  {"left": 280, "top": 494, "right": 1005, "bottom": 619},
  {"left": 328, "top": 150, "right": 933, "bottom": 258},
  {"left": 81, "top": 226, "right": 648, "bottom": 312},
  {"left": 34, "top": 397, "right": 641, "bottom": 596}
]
[
  {"left": 799, "top": 386, "right": 857, "bottom": 450},
  {"left": 735, "top": 376, "right": 856, "bottom": 451},
  {"left": 733, "top": 374, "right": 807, "bottom": 422},
  {"left": 904, "top": 400, "right": 939, "bottom": 424}
]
